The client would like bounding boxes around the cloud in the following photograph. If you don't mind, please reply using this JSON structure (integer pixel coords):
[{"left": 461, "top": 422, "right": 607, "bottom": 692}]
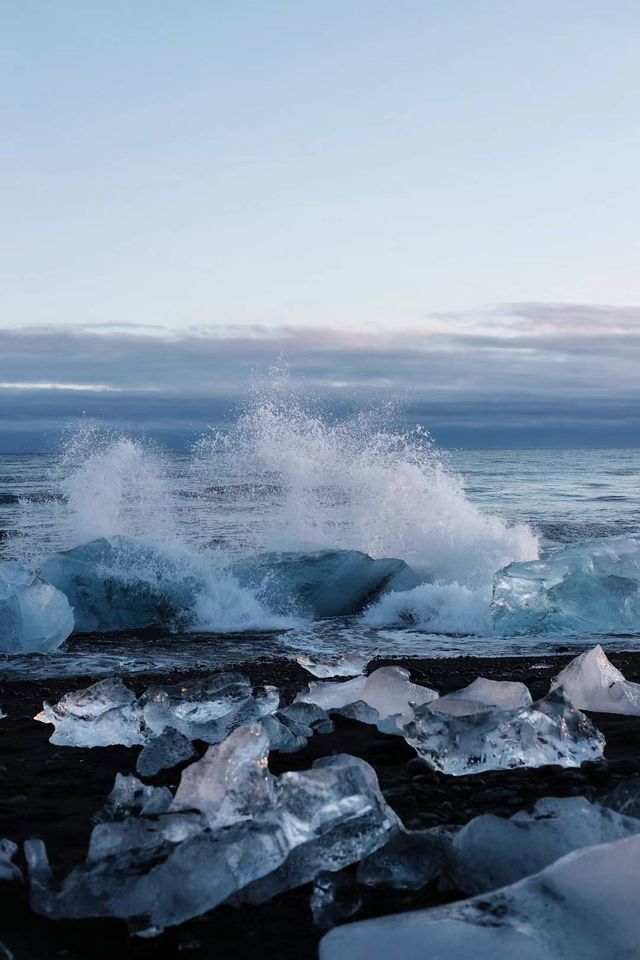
[{"left": 1, "top": 302, "right": 640, "bottom": 449}]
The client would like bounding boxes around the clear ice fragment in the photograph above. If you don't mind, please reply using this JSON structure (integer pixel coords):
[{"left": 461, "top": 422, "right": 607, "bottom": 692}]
[
  {"left": 0, "top": 560, "right": 73, "bottom": 654},
  {"left": 34, "top": 678, "right": 144, "bottom": 747},
  {"left": 429, "top": 677, "right": 532, "bottom": 717},
  {"left": 136, "top": 727, "right": 197, "bottom": 777},
  {"left": 550, "top": 645, "right": 640, "bottom": 715}
]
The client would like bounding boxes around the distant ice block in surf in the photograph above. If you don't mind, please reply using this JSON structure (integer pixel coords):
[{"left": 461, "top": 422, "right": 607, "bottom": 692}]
[
  {"left": 296, "top": 654, "right": 370, "bottom": 678},
  {"left": 231, "top": 549, "right": 420, "bottom": 618},
  {"left": 550, "top": 645, "right": 640, "bottom": 716},
  {"left": 320, "top": 834, "right": 640, "bottom": 960},
  {"left": 491, "top": 536, "right": 640, "bottom": 635},
  {"left": 0, "top": 560, "right": 73, "bottom": 654},
  {"left": 447, "top": 795, "right": 640, "bottom": 895},
  {"left": 295, "top": 666, "right": 438, "bottom": 734},
  {"left": 27, "top": 724, "right": 397, "bottom": 934},
  {"left": 402, "top": 689, "right": 604, "bottom": 775}
]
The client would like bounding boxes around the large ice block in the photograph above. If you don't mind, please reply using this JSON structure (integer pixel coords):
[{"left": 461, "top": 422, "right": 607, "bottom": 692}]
[
  {"left": 447, "top": 795, "right": 640, "bottom": 894},
  {"left": 40, "top": 536, "right": 203, "bottom": 632},
  {"left": 550, "top": 645, "right": 640, "bottom": 715},
  {"left": 491, "top": 536, "right": 640, "bottom": 635},
  {"left": 429, "top": 677, "right": 532, "bottom": 717},
  {"left": 320, "top": 834, "right": 640, "bottom": 960},
  {"left": 34, "top": 678, "right": 145, "bottom": 747},
  {"left": 0, "top": 560, "right": 73, "bottom": 654},
  {"left": 402, "top": 689, "right": 604, "bottom": 775},
  {"left": 231, "top": 549, "right": 420, "bottom": 618}
]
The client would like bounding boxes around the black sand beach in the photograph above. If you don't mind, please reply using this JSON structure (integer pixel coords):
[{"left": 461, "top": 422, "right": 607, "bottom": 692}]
[{"left": 2, "top": 648, "right": 640, "bottom": 959}]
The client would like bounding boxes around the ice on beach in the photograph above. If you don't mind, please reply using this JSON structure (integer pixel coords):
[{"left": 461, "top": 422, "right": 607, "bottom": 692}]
[
  {"left": 320, "top": 834, "right": 640, "bottom": 960},
  {"left": 296, "top": 654, "right": 370, "bottom": 678},
  {"left": 429, "top": 677, "right": 532, "bottom": 717},
  {"left": 491, "top": 536, "right": 640, "bottom": 635},
  {"left": 41, "top": 536, "right": 203, "bottom": 632},
  {"left": 27, "top": 726, "right": 397, "bottom": 934},
  {"left": 262, "top": 701, "right": 334, "bottom": 753},
  {"left": 402, "top": 689, "right": 604, "bottom": 775},
  {"left": 601, "top": 779, "right": 640, "bottom": 819},
  {"left": 0, "top": 839, "right": 22, "bottom": 883},
  {"left": 357, "top": 825, "right": 455, "bottom": 891},
  {"left": 447, "top": 795, "right": 640, "bottom": 895},
  {"left": 34, "top": 677, "right": 145, "bottom": 747},
  {"left": 550, "top": 645, "right": 640, "bottom": 715},
  {"left": 0, "top": 560, "right": 73, "bottom": 654},
  {"left": 231, "top": 549, "right": 420, "bottom": 618},
  {"left": 297, "top": 666, "right": 438, "bottom": 733},
  {"left": 140, "top": 673, "right": 279, "bottom": 743},
  {"left": 136, "top": 727, "right": 197, "bottom": 777}
]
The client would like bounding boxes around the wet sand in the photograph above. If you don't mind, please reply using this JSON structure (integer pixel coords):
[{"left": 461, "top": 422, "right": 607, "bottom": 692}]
[{"left": 1, "top": 650, "right": 640, "bottom": 959}]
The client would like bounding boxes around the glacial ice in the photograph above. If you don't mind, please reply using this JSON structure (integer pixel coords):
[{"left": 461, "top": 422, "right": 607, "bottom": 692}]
[
  {"left": 231, "top": 549, "right": 420, "bottom": 618},
  {"left": 447, "top": 795, "right": 640, "bottom": 894},
  {"left": 35, "top": 678, "right": 145, "bottom": 747},
  {"left": 262, "top": 701, "right": 334, "bottom": 753},
  {"left": 0, "top": 560, "right": 73, "bottom": 654},
  {"left": 402, "top": 689, "right": 604, "bottom": 775},
  {"left": 602, "top": 778, "right": 640, "bottom": 819},
  {"left": 40, "top": 536, "right": 203, "bottom": 632},
  {"left": 429, "top": 677, "right": 532, "bottom": 717},
  {"left": 27, "top": 726, "right": 397, "bottom": 934},
  {"left": 550, "top": 645, "right": 640, "bottom": 715},
  {"left": 136, "top": 727, "right": 197, "bottom": 777},
  {"left": 0, "top": 839, "right": 22, "bottom": 883},
  {"left": 297, "top": 666, "right": 438, "bottom": 733},
  {"left": 320, "top": 834, "right": 640, "bottom": 960},
  {"left": 296, "top": 654, "right": 370, "bottom": 678},
  {"left": 491, "top": 536, "right": 640, "bottom": 635},
  {"left": 357, "top": 825, "right": 455, "bottom": 891},
  {"left": 140, "top": 673, "right": 279, "bottom": 743}
]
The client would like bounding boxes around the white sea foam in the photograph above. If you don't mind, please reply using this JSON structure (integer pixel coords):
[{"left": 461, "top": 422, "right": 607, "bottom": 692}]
[{"left": 362, "top": 581, "right": 492, "bottom": 635}]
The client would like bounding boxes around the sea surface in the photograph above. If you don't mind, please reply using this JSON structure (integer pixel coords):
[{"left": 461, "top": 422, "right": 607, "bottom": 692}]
[{"left": 1, "top": 403, "right": 639, "bottom": 678}]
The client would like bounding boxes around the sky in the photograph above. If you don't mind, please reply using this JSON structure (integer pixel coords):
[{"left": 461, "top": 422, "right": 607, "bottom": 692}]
[{"left": 2, "top": 1, "right": 640, "bottom": 449}]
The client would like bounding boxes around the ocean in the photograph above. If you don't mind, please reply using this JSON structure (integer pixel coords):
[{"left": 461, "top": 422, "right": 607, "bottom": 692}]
[{"left": 1, "top": 399, "right": 639, "bottom": 677}]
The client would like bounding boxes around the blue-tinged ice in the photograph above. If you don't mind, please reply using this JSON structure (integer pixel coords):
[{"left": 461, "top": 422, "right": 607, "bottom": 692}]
[
  {"left": 491, "top": 536, "right": 640, "bottom": 635},
  {"left": 231, "top": 549, "right": 420, "bottom": 618},
  {"left": 0, "top": 560, "right": 73, "bottom": 654}
]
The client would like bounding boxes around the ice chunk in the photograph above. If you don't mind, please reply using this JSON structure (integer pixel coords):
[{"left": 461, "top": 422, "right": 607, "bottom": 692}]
[
  {"left": 296, "top": 654, "right": 370, "bottom": 678},
  {"left": 402, "top": 689, "right": 604, "bottom": 775},
  {"left": 550, "top": 645, "right": 640, "bottom": 715},
  {"left": 136, "top": 728, "right": 197, "bottom": 777},
  {"left": 95, "top": 773, "right": 173, "bottom": 822},
  {"left": 491, "top": 536, "right": 640, "bottom": 635},
  {"left": 601, "top": 778, "right": 640, "bottom": 819},
  {"left": 140, "top": 673, "right": 278, "bottom": 743},
  {"left": 357, "top": 825, "right": 454, "bottom": 891},
  {"left": 231, "top": 549, "right": 420, "bottom": 618},
  {"left": 34, "top": 678, "right": 145, "bottom": 747},
  {"left": 297, "top": 666, "right": 438, "bottom": 733},
  {"left": 0, "top": 560, "right": 73, "bottom": 654},
  {"left": 448, "top": 795, "right": 640, "bottom": 894},
  {"left": 0, "top": 839, "right": 22, "bottom": 883},
  {"left": 311, "top": 873, "right": 363, "bottom": 931},
  {"left": 27, "top": 821, "right": 290, "bottom": 937},
  {"left": 263, "top": 701, "right": 334, "bottom": 753},
  {"left": 320, "top": 834, "right": 640, "bottom": 960},
  {"left": 172, "top": 724, "right": 276, "bottom": 829},
  {"left": 429, "top": 677, "right": 532, "bottom": 717},
  {"left": 237, "top": 754, "right": 401, "bottom": 904},
  {"left": 88, "top": 810, "right": 206, "bottom": 862}
]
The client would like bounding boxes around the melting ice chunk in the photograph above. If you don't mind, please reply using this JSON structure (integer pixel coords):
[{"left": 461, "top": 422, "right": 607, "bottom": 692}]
[
  {"left": 231, "top": 549, "right": 420, "bottom": 618},
  {"left": 262, "top": 701, "right": 334, "bottom": 754},
  {"left": 357, "top": 825, "right": 455, "bottom": 891},
  {"left": 34, "top": 678, "right": 145, "bottom": 747},
  {"left": 136, "top": 727, "right": 197, "bottom": 777},
  {"left": 320, "top": 834, "right": 640, "bottom": 960},
  {"left": 296, "top": 654, "right": 370, "bottom": 678},
  {"left": 429, "top": 677, "right": 532, "bottom": 717},
  {"left": 297, "top": 666, "right": 438, "bottom": 733},
  {"left": 0, "top": 560, "right": 73, "bottom": 654},
  {"left": 402, "top": 689, "right": 604, "bottom": 775},
  {"left": 550, "top": 645, "right": 640, "bottom": 715},
  {"left": 491, "top": 536, "right": 640, "bottom": 635},
  {"left": 94, "top": 773, "right": 173, "bottom": 822},
  {"left": 0, "top": 839, "right": 22, "bottom": 883},
  {"left": 448, "top": 795, "right": 640, "bottom": 894}
]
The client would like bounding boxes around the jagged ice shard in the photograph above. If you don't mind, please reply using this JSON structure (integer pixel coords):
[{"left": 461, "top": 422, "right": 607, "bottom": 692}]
[
  {"left": 320, "top": 835, "right": 640, "bottom": 960},
  {"left": 491, "top": 536, "right": 640, "bottom": 635},
  {"left": 26, "top": 724, "right": 398, "bottom": 934},
  {"left": 402, "top": 689, "right": 604, "bottom": 775},
  {"left": 34, "top": 678, "right": 145, "bottom": 747},
  {"left": 447, "top": 796, "right": 640, "bottom": 895},
  {"left": 550, "top": 645, "right": 640, "bottom": 715},
  {"left": 0, "top": 560, "right": 73, "bottom": 654}
]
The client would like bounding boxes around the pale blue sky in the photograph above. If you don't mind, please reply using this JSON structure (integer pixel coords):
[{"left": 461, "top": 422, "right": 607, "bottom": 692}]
[
  {"left": 2, "top": 1, "right": 640, "bottom": 332},
  {"left": 2, "top": 2, "right": 640, "bottom": 449}
]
